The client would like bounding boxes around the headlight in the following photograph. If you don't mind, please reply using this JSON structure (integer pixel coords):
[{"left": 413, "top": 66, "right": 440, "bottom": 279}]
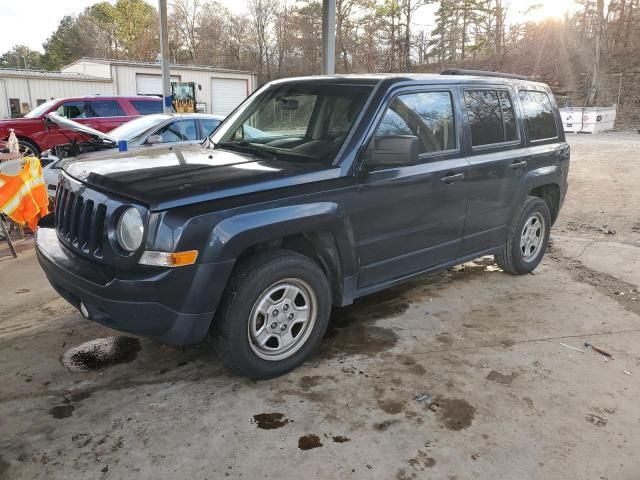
[{"left": 116, "top": 207, "right": 144, "bottom": 252}]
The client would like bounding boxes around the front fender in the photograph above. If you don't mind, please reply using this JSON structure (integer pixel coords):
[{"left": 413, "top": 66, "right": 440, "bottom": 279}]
[{"left": 201, "top": 202, "right": 357, "bottom": 274}]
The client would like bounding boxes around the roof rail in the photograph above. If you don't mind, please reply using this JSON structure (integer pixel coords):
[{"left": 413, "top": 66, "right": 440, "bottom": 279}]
[{"left": 441, "top": 69, "right": 530, "bottom": 81}]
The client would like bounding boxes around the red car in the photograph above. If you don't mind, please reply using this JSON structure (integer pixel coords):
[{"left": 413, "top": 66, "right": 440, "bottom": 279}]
[{"left": 0, "top": 96, "right": 164, "bottom": 156}]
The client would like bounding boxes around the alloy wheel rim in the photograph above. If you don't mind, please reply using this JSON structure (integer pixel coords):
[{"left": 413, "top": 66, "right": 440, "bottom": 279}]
[
  {"left": 520, "top": 212, "right": 545, "bottom": 262},
  {"left": 247, "top": 278, "right": 317, "bottom": 361},
  {"left": 19, "top": 144, "right": 36, "bottom": 157}
]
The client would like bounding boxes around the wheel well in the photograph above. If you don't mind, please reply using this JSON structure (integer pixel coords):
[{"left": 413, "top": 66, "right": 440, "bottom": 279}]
[
  {"left": 235, "top": 232, "right": 343, "bottom": 305},
  {"left": 529, "top": 184, "right": 560, "bottom": 224}
]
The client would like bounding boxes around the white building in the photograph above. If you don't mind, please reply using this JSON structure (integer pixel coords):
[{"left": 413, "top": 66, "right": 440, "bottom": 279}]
[{"left": 0, "top": 58, "right": 257, "bottom": 119}]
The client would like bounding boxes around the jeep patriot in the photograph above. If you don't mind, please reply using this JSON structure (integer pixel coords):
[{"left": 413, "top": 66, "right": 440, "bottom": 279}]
[{"left": 36, "top": 71, "right": 570, "bottom": 378}]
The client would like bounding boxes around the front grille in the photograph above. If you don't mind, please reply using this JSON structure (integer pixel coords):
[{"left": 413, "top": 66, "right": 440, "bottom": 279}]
[{"left": 55, "top": 182, "right": 107, "bottom": 259}]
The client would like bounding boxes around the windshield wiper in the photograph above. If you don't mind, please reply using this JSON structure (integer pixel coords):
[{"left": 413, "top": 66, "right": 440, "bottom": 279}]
[{"left": 217, "top": 141, "right": 276, "bottom": 161}]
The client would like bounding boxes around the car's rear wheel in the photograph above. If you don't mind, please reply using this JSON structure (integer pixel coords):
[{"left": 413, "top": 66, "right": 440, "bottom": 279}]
[
  {"left": 213, "top": 249, "right": 332, "bottom": 379},
  {"left": 494, "top": 196, "right": 551, "bottom": 275}
]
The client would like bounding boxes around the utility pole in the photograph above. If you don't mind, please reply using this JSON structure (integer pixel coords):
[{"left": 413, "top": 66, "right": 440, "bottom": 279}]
[
  {"left": 321, "top": 0, "right": 336, "bottom": 74},
  {"left": 158, "top": 0, "right": 172, "bottom": 113}
]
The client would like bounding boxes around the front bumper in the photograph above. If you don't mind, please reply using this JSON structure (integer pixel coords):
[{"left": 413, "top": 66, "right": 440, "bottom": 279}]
[{"left": 36, "top": 228, "right": 234, "bottom": 345}]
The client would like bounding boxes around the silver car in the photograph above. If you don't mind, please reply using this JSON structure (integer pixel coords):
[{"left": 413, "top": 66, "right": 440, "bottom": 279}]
[{"left": 42, "top": 113, "right": 225, "bottom": 195}]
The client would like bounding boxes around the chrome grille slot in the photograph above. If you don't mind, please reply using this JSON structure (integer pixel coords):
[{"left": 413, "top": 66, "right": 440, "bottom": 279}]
[
  {"left": 92, "top": 204, "right": 107, "bottom": 258},
  {"left": 78, "top": 199, "right": 93, "bottom": 252},
  {"left": 55, "top": 182, "right": 108, "bottom": 261}
]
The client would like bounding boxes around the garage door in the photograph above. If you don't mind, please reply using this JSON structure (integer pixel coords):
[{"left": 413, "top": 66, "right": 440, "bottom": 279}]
[
  {"left": 211, "top": 78, "right": 248, "bottom": 115},
  {"left": 136, "top": 74, "right": 180, "bottom": 95}
]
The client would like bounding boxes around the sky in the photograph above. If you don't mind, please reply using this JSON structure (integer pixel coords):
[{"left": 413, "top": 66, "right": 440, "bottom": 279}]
[{"left": 0, "top": 0, "right": 578, "bottom": 56}]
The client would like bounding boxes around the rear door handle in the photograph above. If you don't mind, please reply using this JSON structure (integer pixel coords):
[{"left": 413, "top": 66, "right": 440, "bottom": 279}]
[
  {"left": 440, "top": 172, "right": 464, "bottom": 184},
  {"left": 511, "top": 160, "right": 528, "bottom": 169}
]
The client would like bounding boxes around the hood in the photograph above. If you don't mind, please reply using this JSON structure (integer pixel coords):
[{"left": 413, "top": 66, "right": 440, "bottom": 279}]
[
  {"left": 45, "top": 113, "right": 117, "bottom": 145},
  {"left": 63, "top": 144, "right": 340, "bottom": 210}
]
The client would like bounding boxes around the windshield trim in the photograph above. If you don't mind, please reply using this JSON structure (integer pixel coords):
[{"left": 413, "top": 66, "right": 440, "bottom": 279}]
[{"left": 209, "top": 83, "right": 271, "bottom": 145}]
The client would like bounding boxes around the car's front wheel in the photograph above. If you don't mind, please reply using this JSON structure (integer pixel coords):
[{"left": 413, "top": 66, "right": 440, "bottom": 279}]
[
  {"left": 495, "top": 196, "right": 551, "bottom": 274},
  {"left": 18, "top": 139, "right": 40, "bottom": 157},
  {"left": 213, "top": 249, "right": 332, "bottom": 379}
]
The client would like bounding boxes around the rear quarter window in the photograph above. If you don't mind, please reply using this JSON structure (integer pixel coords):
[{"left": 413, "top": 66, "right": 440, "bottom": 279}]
[
  {"left": 90, "top": 100, "right": 125, "bottom": 117},
  {"left": 131, "top": 100, "right": 164, "bottom": 115},
  {"left": 518, "top": 90, "right": 558, "bottom": 141}
]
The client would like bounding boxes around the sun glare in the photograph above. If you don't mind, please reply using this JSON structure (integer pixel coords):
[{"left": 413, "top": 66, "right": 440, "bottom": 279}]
[{"left": 525, "top": 0, "right": 576, "bottom": 22}]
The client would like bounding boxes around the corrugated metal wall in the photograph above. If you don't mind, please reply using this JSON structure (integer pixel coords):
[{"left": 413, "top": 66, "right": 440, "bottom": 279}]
[
  {"left": 0, "top": 77, "right": 114, "bottom": 118},
  {"left": 0, "top": 62, "right": 257, "bottom": 119}
]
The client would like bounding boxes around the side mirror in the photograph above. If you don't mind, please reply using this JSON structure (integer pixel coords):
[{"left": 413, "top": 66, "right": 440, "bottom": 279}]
[
  {"left": 365, "top": 135, "right": 419, "bottom": 169},
  {"left": 147, "top": 134, "right": 163, "bottom": 144}
]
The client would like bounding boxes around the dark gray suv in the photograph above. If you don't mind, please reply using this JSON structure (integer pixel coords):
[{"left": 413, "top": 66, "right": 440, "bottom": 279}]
[{"left": 36, "top": 70, "right": 570, "bottom": 378}]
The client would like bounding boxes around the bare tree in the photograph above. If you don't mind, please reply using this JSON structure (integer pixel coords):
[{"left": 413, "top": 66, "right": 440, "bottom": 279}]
[{"left": 249, "top": 0, "right": 279, "bottom": 81}]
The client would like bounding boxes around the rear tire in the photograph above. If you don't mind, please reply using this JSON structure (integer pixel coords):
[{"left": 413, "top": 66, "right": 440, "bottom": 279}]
[
  {"left": 213, "top": 249, "right": 332, "bottom": 379},
  {"left": 495, "top": 196, "right": 551, "bottom": 275}
]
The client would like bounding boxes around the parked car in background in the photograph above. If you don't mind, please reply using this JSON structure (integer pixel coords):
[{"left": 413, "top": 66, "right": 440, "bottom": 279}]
[
  {"left": 0, "top": 96, "right": 166, "bottom": 157},
  {"left": 42, "top": 113, "right": 224, "bottom": 196}
]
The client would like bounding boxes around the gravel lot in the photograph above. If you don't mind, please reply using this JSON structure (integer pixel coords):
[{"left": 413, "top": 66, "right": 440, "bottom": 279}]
[{"left": 1, "top": 132, "right": 639, "bottom": 480}]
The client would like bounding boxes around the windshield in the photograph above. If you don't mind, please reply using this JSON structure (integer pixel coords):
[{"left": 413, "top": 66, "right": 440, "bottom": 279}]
[
  {"left": 24, "top": 99, "right": 58, "bottom": 118},
  {"left": 211, "top": 83, "right": 373, "bottom": 163},
  {"left": 108, "top": 115, "right": 170, "bottom": 141}
]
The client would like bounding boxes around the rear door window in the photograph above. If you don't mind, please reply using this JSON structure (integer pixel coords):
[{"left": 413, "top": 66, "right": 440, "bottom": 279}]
[
  {"left": 89, "top": 100, "right": 125, "bottom": 117},
  {"left": 375, "top": 91, "right": 456, "bottom": 155},
  {"left": 464, "top": 89, "right": 518, "bottom": 147},
  {"left": 518, "top": 90, "right": 558, "bottom": 141},
  {"left": 131, "top": 100, "right": 163, "bottom": 115}
]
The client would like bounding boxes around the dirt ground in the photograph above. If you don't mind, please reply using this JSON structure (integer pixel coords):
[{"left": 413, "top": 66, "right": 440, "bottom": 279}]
[{"left": 1, "top": 132, "right": 639, "bottom": 480}]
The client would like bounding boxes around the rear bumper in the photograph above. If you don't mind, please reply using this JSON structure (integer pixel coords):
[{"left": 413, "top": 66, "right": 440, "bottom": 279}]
[{"left": 36, "top": 228, "right": 234, "bottom": 345}]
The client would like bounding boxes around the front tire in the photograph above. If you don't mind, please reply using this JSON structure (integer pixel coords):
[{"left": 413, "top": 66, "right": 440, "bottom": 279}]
[
  {"left": 18, "top": 139, "right": 40, "bottom": 157},
  {"left": 495, "top": 196, "right": 551, "bottom": 275},
  {"left": 213, "top": 249, "right": 332, "bottom": 379}
]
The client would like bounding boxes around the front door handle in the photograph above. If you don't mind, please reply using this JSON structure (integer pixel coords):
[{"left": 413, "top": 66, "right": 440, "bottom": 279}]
[
  {"left": 511, "top": 160, "right": 528, "bottom": 169},
  {"left": 440, "top": 172, "right": 464, "bottom": 184}
]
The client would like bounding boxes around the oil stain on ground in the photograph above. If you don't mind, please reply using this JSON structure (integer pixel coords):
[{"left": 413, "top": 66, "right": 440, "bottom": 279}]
[
  {"left": 299, "top": 375, "right": 323, "bottom": 391},
  {"left": 378, "top": 399, "right": 404, "bottom": 415},
  {"left": 332, "top": 435, "right": 350, "bottom": 443},
  {"left": 373, "top": 419, "right": 401, "bottom": 431},
  {"left": 61, "top": 337, "right": 141, "bottom": 372},
  {"left": 48, "top": 404, "right": 75, "bottom": 419},
  {"left": 408, "top": 450, "right": 437, "bottom": 471},
  {"left": 0, "top": 455, "right": 9, "bottom": 477},
  {"left": 48, "top": 391, "right": 92, "bottom": 420},
  {"left": 298, "top": 434, "right": 323, "bottom": 450},
  {"left": 486, "top": 370, "right": 517, "bottom": 385},
  {"left": 321, "top": 289, "right": 406, "bottom": 358},
  {"left": 252, "top": 413, "right": 290, "bottom": 430},
  {"left": 318, "top": 265, "right": 486, "bottom": 359},
  {"left": 433, "top": 398, "right": 476, "bottom": 431}
]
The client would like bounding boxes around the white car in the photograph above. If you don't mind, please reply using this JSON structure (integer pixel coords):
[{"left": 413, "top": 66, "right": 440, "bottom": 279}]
[{"left": 42, "top": 113, "right": 225, "bottom": 196}]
